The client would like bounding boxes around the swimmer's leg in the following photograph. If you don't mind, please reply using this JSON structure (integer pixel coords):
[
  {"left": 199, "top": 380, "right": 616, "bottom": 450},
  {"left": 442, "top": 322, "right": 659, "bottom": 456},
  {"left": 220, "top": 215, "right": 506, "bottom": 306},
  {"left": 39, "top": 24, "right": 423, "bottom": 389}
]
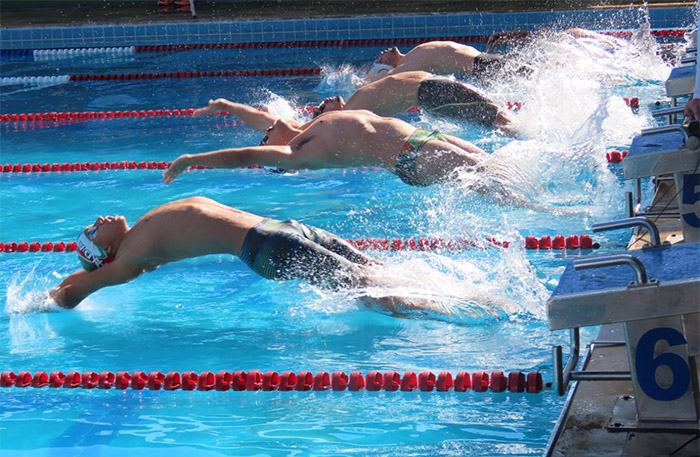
[
  {"left": 258, "top": 228, "right": 367, "bottom": 288},
  {"left": 356, "top": 272, "right": 510, "bottom": 321},
  {"left": 358, "top": 293, "right": 451, "bottom": 318},
  {"left": 295, "top": 221, "right": 380, "bottom": 266},
  {"left": 418, "top": 78, "right": 516, "bottom": 134},
  {"left": 441, "top": 134, "right": 487, "bottom": 155}
]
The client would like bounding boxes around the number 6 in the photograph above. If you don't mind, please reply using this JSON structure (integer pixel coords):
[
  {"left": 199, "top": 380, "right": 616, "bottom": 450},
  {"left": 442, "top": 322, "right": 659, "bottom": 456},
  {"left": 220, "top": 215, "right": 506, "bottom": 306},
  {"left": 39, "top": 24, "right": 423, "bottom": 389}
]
[{"left": 635, "top": 327, "right": 691, "bottom": 401}]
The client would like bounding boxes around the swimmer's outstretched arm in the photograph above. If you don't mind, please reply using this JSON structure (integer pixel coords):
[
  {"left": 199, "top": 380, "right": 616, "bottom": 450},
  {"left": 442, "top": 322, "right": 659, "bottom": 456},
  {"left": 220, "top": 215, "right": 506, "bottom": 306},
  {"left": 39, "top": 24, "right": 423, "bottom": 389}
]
[
  {"left": 164, "top": 145, "right": 307, "bottom": 183},
  {"left": 193, "top": 98, "right": 282, "bottom": 131},
  {"left": 50, "top": 262, "right": 142, "bottom": 309}
]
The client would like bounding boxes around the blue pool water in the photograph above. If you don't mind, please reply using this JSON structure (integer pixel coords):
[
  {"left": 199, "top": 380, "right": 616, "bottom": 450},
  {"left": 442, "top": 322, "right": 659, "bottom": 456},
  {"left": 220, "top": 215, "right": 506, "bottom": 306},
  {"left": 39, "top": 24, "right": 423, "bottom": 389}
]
[{"left": 0, "top": 13, "right": 690, "bottom": 457}]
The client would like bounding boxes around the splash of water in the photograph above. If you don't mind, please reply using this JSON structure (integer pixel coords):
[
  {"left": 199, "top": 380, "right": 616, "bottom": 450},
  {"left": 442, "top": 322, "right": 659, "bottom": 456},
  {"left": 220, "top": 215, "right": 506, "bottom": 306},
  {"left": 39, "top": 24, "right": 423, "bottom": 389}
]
[
  {"left": 248, "top": 22, "right": 671, "bottom": 327},
  {"left": 4, "top": 265, "right": 64, "bottom": 315},
  {"left": 326, "top": 252, "right": 549, "bottom": 325},
  {"left": 463, "top": 21, "right": 670, "bottom": 212},
  {"left": 317, "top": 63, "right": 366, "bottom": 96},
  {"left": 259, "top": 91, "right": 304, "bottom": 122}
]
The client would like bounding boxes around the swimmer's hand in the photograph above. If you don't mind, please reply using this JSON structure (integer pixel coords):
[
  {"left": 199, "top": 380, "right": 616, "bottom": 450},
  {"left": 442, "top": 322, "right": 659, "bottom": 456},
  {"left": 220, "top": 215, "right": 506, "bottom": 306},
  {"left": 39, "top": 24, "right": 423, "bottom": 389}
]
[
  {"left": 163, "top": 154, "right": 192, "bottom": 184},
  {"left": 49, "top": 285, "right": 76, "bottom": 309},
  {"left": 685, "top": 98, "right": 700, "bottom": 121},
  {"left": 193, "top": 99, "right": 227, "bottom": 117}
]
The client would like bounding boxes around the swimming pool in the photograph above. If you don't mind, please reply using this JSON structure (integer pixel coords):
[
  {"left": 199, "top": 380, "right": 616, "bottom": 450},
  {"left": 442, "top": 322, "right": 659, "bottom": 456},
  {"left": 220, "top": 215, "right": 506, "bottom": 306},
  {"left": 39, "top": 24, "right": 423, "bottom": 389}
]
[{"left": 0, "top": 6, "right": 694, "bottom": 457}]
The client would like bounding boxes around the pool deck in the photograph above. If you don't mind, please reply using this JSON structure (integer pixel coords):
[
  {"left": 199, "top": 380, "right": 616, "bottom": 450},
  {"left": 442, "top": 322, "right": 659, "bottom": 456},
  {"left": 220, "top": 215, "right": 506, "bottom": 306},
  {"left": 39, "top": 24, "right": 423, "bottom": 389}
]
[{"left": 0, "top": 1, "right": 694, "bottom": 27}]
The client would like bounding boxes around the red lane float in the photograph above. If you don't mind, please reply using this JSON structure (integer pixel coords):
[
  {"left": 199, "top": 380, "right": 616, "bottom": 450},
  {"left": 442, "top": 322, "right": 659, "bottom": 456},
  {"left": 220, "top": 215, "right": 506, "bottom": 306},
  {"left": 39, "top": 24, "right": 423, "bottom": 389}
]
[
  {"left": 623, "top": 97, "right": 639, "bottom": 109},
  {"left": 132, "top": 36, "right": 492, "bottom": 53},
  {"left": 126, "top": 30, "right": 684, "bottom": 53},
  {"left": 1, "top": 103, "right": 524, "bottom": 126},
  {"left": 524, "top": 234, "right": 598, "bottom": 250},
  {"left": 0, "top": 241, "right": 76, "bottom": 253},
  {"left": 0, "top": 370, "right": 545, "bottom": 393},
  {"left": 1, "top": 108, "right": 201, "bottom": 124},
  {"left": 606, "top": 150, "right": 629, "bottom": 163},
  {"left": 0, "top": 235, "right": 598, "bottom": 253},
  {"left": 1, "top": 161, "right": 172, "bottom": 173},
  {"left": 347, "top": 236, "right": 510, "bottom": 251},
  {"left": 65, "top": 67, "right": 321, "bottom": 82},
  {"left": 0, "top": 161, "right": 271, "bottom": 173}
]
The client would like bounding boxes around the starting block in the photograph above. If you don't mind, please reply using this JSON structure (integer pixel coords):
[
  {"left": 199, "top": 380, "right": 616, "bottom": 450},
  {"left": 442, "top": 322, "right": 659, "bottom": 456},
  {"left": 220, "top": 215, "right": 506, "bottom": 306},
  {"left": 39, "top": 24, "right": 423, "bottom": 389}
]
[
  {"left": 624, "top": 121, "right": 700, "bottom": 242},
  {"left": 548, "top": 231, "right": 699, "bottom": 427}
]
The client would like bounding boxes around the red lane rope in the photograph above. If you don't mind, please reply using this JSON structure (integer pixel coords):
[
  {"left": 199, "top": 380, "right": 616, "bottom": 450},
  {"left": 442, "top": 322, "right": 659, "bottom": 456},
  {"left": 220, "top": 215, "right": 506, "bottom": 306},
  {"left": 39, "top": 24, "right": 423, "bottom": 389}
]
[
  {"left": 350, "top": 235, "right": 596, "bottom": 251},
  {"left": 0, "top": 102, "right": 522, "bottom": 129},
  {"left": 0, "top": 369, "right": 544, "bottom": 393},
  {"left": 0, "top": 106, "right": 363, "bottom": 124},
  {"left": 1, "top": 108, "right": 197, "bottom": 123},
  {"left": 524, "top": 234, "right": 596, "bottom": 250},
  {"left": 126, "top": 29, "right": 685, "bottom": 53},
  {"left": 0, "top": 161, "right": 275, "bottom": 174},
  {"left": 0, "top": 107, "right": 304, "bottom": 125},
  {"left": 0, "top": 235, "right": 597, "bottom": 253},
  {"left": 133, "top": 36, "right": 492, "bottom": 53},
  {"left": 0, "top": 102, "right": 522, "bottom": 127},
  {"left": 1, "top": 241, "right": 77, "bottom": 253},
  {"left": 2, "top": 160, "right": 173, "bottom": 173},
  {"left": 66, "top": 67, "right": 321, "bottom": 82}
]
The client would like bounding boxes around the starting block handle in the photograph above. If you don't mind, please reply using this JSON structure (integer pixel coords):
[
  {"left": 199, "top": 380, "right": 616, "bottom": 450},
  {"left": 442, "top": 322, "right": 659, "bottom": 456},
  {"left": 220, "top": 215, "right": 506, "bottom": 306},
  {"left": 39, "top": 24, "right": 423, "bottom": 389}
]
[
  {"left": 593, "top": 216, "right": 661, "bottom": 247},
  {"left": 641, "top": 123, "right": 688, "bottom": 137},
  {"left": 574, "top": 254, "right": 648, "bottom": 285},
  {"left": 650, "top": 106, "right": 685, "bottom": 118}
]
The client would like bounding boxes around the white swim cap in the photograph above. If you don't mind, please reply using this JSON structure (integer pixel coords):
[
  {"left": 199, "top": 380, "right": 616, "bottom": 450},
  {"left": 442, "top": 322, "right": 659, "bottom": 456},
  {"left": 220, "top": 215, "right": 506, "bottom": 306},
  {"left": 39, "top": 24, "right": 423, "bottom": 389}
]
[{"left": 368, "top": 62, "right": 393, "bottom": 75}]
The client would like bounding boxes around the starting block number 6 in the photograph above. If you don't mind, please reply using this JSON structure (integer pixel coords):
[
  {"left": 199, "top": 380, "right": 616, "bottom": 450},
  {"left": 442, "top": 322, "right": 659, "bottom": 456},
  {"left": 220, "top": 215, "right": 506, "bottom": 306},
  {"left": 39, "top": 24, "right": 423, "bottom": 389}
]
[{"left": 635, "top": 327, "right": 691, "bottom": 402}]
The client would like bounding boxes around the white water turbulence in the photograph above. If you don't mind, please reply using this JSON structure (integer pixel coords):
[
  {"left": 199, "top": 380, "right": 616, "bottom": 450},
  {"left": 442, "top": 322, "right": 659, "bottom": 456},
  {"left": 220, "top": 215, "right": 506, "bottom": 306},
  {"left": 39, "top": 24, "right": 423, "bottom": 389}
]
[
  {"left": 259, "top": 90, "right": 305, "bottom": 122},
  {"left": 261, "top": 20, "right": 674, "bottom": 325},
  {"left": 470, "top": 20, "right": 677, "bottom": 213},
  {"left": 4, "top": 265, "right": 63, "bottom": 315},
  {"left": 493, "top": 23, "right": 671, "bottom": 145},
  {"left": 317, "top": 63, "right": 367, "bottom": 98},
  {"left": 336, "top": 248, "right": 549, "bottom": 325}
]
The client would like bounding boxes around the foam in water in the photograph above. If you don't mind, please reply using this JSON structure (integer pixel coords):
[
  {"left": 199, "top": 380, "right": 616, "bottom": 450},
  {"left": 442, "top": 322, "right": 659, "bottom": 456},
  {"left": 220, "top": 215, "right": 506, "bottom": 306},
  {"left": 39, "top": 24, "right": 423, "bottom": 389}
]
[
  {"left": 295, "top": 247, "right": 549, "bottom": 325},
  {"left": 311, "top": 22, "right": 675, "bottom": 324},
  {"left": 317, "top": 63, "right": 367, "bottom": 96},
  {"left": 497, "top": 32, "right": 669, "bottom": 144},
  {"left": 260, "top": 90, "right": 305, "bottom": 122},
  {"left": 4, "top": 265, "right": 64, "bottom": 315}
]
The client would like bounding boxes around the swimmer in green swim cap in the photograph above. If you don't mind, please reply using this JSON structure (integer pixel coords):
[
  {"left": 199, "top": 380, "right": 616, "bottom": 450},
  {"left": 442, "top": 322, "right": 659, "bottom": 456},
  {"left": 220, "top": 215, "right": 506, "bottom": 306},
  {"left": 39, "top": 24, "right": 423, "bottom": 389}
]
[{"left": 50, "top": 197, "right": 463, "bottom": 317}]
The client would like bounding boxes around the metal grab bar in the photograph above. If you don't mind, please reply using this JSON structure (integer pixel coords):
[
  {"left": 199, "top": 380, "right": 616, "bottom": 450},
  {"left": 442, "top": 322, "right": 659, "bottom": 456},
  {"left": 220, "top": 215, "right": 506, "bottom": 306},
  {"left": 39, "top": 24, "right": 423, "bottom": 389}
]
[
  {"left": 553, "top": 331, "right": 633, "bottom": 397},
  {"left": 593, "top": 216, "right": 661, "bottom": 247},
  {"left": 641, "top": 124, "right": 688, "bottom": 137},
  {"left": 650, "top": 106, "right": 685, "bottom": 117},
  {"left": 640, "top": 120, "right": 700, "bottom": 150},
  {"left": 553, "top": 328, "right": 580, "bottom": 396},
  {"left": 574, "top": 254, "right": 648, "bottom": 284}
]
